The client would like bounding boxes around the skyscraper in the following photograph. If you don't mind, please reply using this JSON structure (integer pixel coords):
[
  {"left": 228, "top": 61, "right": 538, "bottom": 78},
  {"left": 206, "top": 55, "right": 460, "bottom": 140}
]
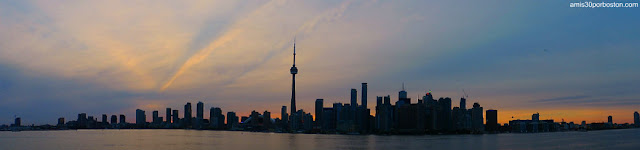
[
  {"left": 78, "top": 113, "right": 87, "bottom": 128},
  {"left": 166, "top": 108, "right": 172, "bottom": 123},
  {"left": 460, "top": 97, "right": 466, "bottom": 110},
  {"left": 264, "top": 111, "right": 272, "bottom": 129},
  {"left": 102, "top": 114, "right": 108, "bottom": 125},
  {"left": 471, "top": 103, "right": 483, "bottom": 132},
  {"left": 362, "top": 83, "right": 367, "bottom": 109},
  {"left": 136, "top": 109, "right": 146, "bottom": 128},
  {"left": 227, "top": 112, "right": 238, "bottom": 129},
  {"left": 290, "top": 40, "right": 298, "bottom": 115},
  {"left": 152, "top": 110, "right": 159, "bottom": 124},
  {"left": 197, "top": 101, "right": 204, "bottom": 128},
  {"left": 437, "top": 97, "right": 452, "bottom": 131},
  {"left": 486, "top": 109, "right": 498, "bottom": 132},
  {"left": 608, "top": 115, "right": 612, "bottom": 124},
  {"left": 14, "top": 117, "right": 21, "bottom": 127},
  {"left": 315, "top": 99, "right": 324, "bottom": 129},
  {"left": 119, "top": 114, "right": 126, "bottom": 124},
  {"left": 110, "top": 115, "right": 117, "bottom": 125},
  {"left": 210, "top": 107, "right": 224, "bottom": 129},
  {"left": 172, "top": 110, "right": 179, "bottom": 125},
  {"left": 398, "top": 83, "right": 409, "bottom": 105},
  {"left": 58, "top": 117, "right": 65, "bottom": 127},
  {"left": 634, "top": 111, "right": 639, "bottom": 126},
  {"left": 281, "top": 106, "right": 288, "bottom": 129},
  {"left": 351, "top": 88, "right": 357, "bottom": 108},
  {"left": 184, "top": 102, "right": 192, "bottom": 127}
]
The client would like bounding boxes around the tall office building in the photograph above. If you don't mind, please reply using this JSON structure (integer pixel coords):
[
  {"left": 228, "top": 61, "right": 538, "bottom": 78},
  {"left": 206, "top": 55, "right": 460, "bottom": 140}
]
[
  {"left": 281, "top": 106, "right": 288, "bottom": 129},
  {"left": 58, "top": 117, "right": 65, "bottom": 127},
  {"left": 471, "top": 103, "right": 484, "bottom": 132},
  {"left": 608, "top": 115, "right": 613, "bottom": 124},
  {"left": 136, "top": 109, "right": 146, "bottom": 127},
  {"left": 437, "top": 97, "right": 452, "bottom": 131},
  {"left": 14, "top": 117, "right": 21, "bottom": 127},
  {"left": 315, "top": 99, "right": 324, "bottom": 128},
  {"left": 460, "top": 97, "right": 466, "bottom": 110},
  {"left": 102, "top": 114, "right": 108, "bottom": 125},
  {"left": 210, "top": 107, "right": 224, "bottom": 129},
  {"left": 361, "top": 83, "right": 367, "bottom": 109},
  {"left": 350, "top": 88, "right": 357, "bottom": 108},
  {"left": 172, "top": 110, "right": 179, "bottom": 125},
  {"left": 486, "top": 109, "right": 498, "bottom": 132},
  {"left": 110, "top": 115, "right": 117, "bottom": 125},
  {"left": 290, "top": 40, "right": 298, "bottom": 115},
  {"left": 119, "top": 114, "right": 126, "bottom": 124},
  {"left": 77, "top": 113, "right": 87, "bottom": 128},
  {"left": 634, "top": 111, "right": 639, "bottom": 126},
  {"left": 197, "top": 101, "right": 204, "bottom": 128},
  {"left": 264, "top": 111, "right": 272, "bottom": 128},
  {"left": 184, "top": 102, "right": 192, "bottom": 127},
  {"left": 152, "top": 110, "right": 159, "bottom": 124},
  {"left": 398, "top": 83, "right": 409, "bottom": 105},
  {"left": 227, "top": 112, "right": 238, "bottom": 129},
  {"left": 166, "top": 108, "right": 172, "bottom": 123}
]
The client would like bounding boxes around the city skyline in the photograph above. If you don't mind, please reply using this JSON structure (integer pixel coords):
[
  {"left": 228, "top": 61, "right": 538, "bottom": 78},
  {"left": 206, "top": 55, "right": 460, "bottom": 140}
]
[{"left": 1, "top": 0, "right": 640, "bottom": 125}]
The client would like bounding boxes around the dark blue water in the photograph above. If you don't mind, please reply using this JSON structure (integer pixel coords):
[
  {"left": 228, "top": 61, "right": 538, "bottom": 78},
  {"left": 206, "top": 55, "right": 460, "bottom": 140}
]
[{"left": 1, "top": 128, "right": 638, "bottom": 150}]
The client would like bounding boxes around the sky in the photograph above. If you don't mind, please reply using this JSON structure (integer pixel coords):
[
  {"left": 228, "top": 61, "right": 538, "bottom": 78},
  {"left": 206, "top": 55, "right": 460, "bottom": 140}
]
[{"left": 0, "top": 0, "right": 639, "bottom": 125}]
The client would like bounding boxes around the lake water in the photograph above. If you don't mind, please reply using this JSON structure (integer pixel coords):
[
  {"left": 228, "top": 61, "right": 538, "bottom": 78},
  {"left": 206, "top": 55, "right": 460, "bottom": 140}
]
[{"left": 1, "top": 128, "right": 639, "bottom": 150}]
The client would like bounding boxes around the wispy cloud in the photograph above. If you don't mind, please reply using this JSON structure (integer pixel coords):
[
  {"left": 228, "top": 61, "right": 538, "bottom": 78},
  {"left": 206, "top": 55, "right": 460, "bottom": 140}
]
[{"left": 534, "top": 95, "right": 592, "bottom": 102}]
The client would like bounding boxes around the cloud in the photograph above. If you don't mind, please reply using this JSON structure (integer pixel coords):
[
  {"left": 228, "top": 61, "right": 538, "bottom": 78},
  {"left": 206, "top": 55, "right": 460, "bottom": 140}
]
[{"left": 534, "top": 95, "right": 592, "bottom": 102}]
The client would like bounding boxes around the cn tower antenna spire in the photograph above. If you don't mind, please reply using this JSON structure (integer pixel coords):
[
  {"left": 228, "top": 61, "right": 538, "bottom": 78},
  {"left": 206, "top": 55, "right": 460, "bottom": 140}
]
[{"left": 293, "top": 37, "right": 296, "bottom": 66}]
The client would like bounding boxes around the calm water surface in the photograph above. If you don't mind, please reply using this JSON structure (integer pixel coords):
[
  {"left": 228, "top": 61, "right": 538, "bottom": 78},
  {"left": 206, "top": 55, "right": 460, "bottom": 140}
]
[{"left": 1, "top": 128, "right": 639, "bottom": 150}]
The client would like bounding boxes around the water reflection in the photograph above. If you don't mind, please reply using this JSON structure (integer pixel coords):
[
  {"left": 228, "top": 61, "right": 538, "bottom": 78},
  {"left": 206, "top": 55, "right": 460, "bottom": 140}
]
[{"left": 0, "top": 129, "right": 639, "bottom": 150}]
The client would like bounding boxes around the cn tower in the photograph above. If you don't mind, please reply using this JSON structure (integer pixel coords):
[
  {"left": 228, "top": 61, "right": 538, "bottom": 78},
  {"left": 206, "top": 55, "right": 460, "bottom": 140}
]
[{"left": 290, "top": 39, "right": 298, "bottom": 116}]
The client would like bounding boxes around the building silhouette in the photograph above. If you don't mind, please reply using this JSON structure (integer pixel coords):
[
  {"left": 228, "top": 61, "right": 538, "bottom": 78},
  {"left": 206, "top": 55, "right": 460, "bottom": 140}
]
[
  {"left": 315, "top": 99, "right": 323, "bottom": 129},
  {"left": 486, "top": 109, "right": 498, "bottom": 132},
  {"left": 172, "top": 110, "right": 179, "bottom": 126},
  {"left": 166, "top": 108, "right": 172, "bottom": 124},
  {"left": 634, "top": 111, "right": 639, "bottom": 126},
  {"left": 58, "top": 117, "right": 65, "bottom": 127},
  {"left": 210, "top": 107, "right": 224, "bottom": 129},
  {"left": 136, "top": 109, "right": 146, "bottom": 128},
  {"left": 227, "top": 112, "right": 238, "bottom": 129},
  {"left": 110, "top": 115, "right": 117, "bottom": 125},
  {"left": 196, "top": 101, "right": 204, "bottom": 129},
  {"left": 119, "top": 114, "right": 126, "bottom": 125},
  {"left": 471, "top": 103, "right": 484, "bottom": 132},
  {"left": 184, "top": 102, "right": 192, "bottom": 127}
]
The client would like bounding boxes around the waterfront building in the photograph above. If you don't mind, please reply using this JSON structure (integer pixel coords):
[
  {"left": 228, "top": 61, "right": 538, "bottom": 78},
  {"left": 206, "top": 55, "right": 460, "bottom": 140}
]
[
  {"left": 634, "top": 111, "right": 639, "bottom": 126},
  {"left": 486, "top": 109, "right": 498, "bottom": 132},
  {"left": 227, "top": 112, "right": 238, "bottom": 129},
  {"left": 136, "top": 109, "right": 146, "bottom": 128},
  {"left": 315, "top": 99, "right": 324, "bottom": 129},
  {"left": 197, "top": 101, "right": 204, "bottom": 128},
  {"left": 471, "top": 103, "right": 484, "bottom": 132},
  {"left": 110, "top": 115, "right": 117, "bottom": 125},
  {"left": 210, "top": 107, "right": 224, "bottom": 129},
  {"left": 119, "top": 114, "right": 126, "bottom": 124},
  {"left": 172, "top": 110, "right": 179, "bottom": 126},
  {"left": 58, "top": 117, "right": 65, "bottom": 127},
  {"left": 152, "top": 110, "right": 160, "bottom": 124},
  {"left": 184, "top": 102, "right": 192, "bottom": 127},
  {"left": 166, "top": 108, "right": 172, "bottom": 124}
]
